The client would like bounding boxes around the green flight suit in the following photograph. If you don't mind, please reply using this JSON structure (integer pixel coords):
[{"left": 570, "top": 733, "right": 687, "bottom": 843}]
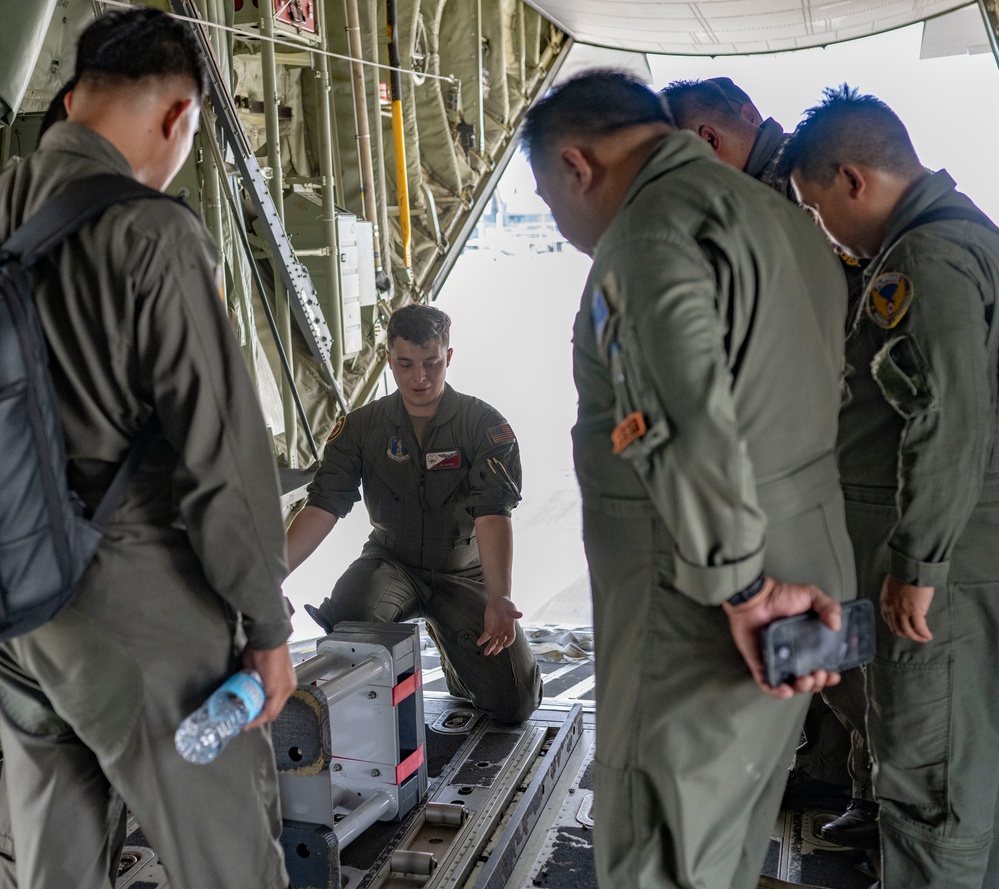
[
  {"left": 745, "top": 117, "right": 795, "bottom": 201},
  {"left": 746, "top": 117, "right": 870, "bottom": 800},
  {"left": 573, "top": 132, "right": 855, "bottom": 889},
  {"left": 0, "top": 123, "right": 292, "bottom": 889},
  {"left": 838, "top": 170, "right": 999, "bottom": 889},
  {"left": 306, "top": 385, "right": 542, "bottom": 723}
]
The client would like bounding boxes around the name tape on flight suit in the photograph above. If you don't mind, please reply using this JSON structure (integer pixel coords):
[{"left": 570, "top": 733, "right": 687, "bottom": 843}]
[
  {"left": 426, "top": 450, "right": 461, "bottom": 470},
  {"left": 866, "top": 272, "right": 914, "bottom": 329}
]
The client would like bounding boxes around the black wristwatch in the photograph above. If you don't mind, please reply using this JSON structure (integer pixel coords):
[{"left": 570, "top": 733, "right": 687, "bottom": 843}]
[{"left": 725, "top": 573, "right": 766, "bottom": 607}]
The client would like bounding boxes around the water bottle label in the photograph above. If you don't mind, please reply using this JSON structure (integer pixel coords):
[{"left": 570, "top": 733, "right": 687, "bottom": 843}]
[{"left": 214, "top": 670, "right": 265, "bottom": 722}]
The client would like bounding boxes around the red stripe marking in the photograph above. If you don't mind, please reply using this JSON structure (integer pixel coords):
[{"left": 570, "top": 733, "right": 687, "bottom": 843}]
[
  {"left": 392, "top": 669, "right": 421, "bottom": 705},
  {"left": 395, "top": 745, "right": 425, "bottom": 785}
]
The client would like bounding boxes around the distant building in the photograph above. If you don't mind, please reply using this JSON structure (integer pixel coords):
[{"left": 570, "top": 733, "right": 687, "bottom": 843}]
[{"left": 468, "top": 179, "right": 567, "bottom": 254}]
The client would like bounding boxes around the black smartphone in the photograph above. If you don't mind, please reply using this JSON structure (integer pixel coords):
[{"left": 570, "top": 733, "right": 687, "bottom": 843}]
[{"left": 761, "top": 598, "right": 875, "bottom": 688}]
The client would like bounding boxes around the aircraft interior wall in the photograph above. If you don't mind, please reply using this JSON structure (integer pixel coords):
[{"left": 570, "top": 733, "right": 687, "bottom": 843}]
[{"left": 0, "top": 0, "right": 571, "bottom": 475}]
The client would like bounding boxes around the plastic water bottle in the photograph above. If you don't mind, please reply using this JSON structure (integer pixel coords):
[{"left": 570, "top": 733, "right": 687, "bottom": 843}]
[{"left": 174, "top": 670, "right": 265, "bottom": 765}]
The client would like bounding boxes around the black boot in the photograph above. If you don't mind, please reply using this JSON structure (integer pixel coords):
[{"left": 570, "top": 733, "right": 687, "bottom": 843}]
[{"left": 819, "top": 799, "right": 880, "bottom": 849}]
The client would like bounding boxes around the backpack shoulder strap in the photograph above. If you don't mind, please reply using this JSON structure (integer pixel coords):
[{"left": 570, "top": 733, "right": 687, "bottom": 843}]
[
  {"left": 898, "top": 205, "right": 999, "bottom": 240},
  {"left": 1, "top": 173, "right": 175, "bottom": 265},
  {"left": 89, "top": 416, "right": 159, "bottom": 532},
  {"left": 1, "top": 173, "right": 180, "bottom": 530}
]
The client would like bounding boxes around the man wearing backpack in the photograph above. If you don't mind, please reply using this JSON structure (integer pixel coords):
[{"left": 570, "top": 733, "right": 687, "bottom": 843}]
[
  {"left": 785, "top": 86, "right": 999, "bottom": 889},
  {"left": 0, "top": 9, "right": 295, "bottom": 889}
]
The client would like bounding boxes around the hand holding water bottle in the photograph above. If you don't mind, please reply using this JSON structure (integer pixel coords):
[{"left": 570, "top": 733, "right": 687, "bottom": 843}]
[
  {"left": 175, "top": 644, "right": 297, "bottom": 764},
  {"left": 174, "top": 669, "right": 265, "bottom": 765}
]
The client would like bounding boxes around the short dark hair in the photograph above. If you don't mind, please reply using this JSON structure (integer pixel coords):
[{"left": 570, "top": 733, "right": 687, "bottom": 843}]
[
  {"left": 74, "top": 7, "right": 208, "bottom": 99},
  {"left": 387, "top": 304, "right": 451, "bottom": 349},
  {"left": 782, "top": 84, "right": 921, "bottom": 186},
  {"left": 705, "top": 76, "right": 755, "bottom": 110},
  {"left": 660, "top": 79, "right": 742, "bottom": 130},
  {"left": 521, "top": 69, "right": 672, "bottom": 168}
]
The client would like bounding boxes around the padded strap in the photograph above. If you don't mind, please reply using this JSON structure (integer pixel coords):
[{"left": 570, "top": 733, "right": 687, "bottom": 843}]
[{"left": 1, "top": 173, "right": 174, "bottom": 265}]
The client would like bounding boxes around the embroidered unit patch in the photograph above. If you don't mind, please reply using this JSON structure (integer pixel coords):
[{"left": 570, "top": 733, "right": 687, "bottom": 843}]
[
  {"left": 426, "top": 449, "right": 461, "bottom": 470},
  {"left": 386, "top": 436, "right": 410, "bottom": 462},
  {"left": 488, "top": 423, "right": 516, "bottom": 445},
  {"left": 866, "top": 272, "right": 914, "bottom": 329},
  {"left": 325, "top": 416, "right": 347, "bottom": 443}
]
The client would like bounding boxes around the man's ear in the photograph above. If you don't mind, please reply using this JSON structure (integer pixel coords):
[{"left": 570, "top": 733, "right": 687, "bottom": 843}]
[
  {"left": 697, "top": 125, "right": 721, "bottom": 153},
  {"left": 162, "top": 97, "right": 194, "bottom": 139},
  {"left": 839, "top": 163, "right": 867, "bottom": 199},
  {"left": 559, "top": 145, "right": 598, "bottom": 194},
  {"left": 445, "top": 347, "right": 453, "bottom": 367},
  {"left": 738, "top": 104, "right": 763, "bottom": 126}
]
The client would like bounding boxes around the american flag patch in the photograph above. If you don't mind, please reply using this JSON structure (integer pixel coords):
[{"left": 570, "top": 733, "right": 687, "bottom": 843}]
[{"left": 488, "top": 423, "right": 516, "bottom": 445}]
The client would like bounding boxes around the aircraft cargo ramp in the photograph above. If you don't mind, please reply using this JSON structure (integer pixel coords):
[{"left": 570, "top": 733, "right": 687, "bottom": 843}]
[{"left": 108, "top": 631, "right": 876, "bottom": 889}]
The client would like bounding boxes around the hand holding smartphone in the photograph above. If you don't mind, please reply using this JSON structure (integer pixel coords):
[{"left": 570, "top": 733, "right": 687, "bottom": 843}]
[{"left": 761, "top": 598, "right": 875, "bottom": 688}]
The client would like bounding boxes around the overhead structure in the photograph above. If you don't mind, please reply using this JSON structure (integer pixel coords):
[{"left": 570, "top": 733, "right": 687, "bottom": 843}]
[
  {"left": 3, "top": 0, "right": 997, "bottom": 481},
  {"left": 0, "top": 0, "right": 573, "bottom": 474},
  {"left": 525, "top": 0, "right": 976, "bottom": 55}
]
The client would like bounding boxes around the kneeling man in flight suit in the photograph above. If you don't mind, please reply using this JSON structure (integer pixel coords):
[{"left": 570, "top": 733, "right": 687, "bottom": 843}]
[{"left": 287, "top": 304, "right": 542, "bottom": 723}]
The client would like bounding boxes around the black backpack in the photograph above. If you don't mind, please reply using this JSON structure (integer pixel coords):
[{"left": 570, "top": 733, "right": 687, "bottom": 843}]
[{"left": 0, "top": 173, "right": 174, "bottom": 641}]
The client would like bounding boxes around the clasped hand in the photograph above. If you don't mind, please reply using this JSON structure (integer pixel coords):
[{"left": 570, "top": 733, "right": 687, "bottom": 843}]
[{"left": 724, "top": 577, "right": 843, "bottom": 699}]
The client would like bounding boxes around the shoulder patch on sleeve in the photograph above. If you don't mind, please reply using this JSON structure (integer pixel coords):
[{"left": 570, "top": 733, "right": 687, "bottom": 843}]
[
  {"left": 488, "top": 423, "right": 516, "bottom": 445},
  {"left": 214, "top": 261, "right": 225, "bottom": 302},
  {"left": 866, "top": 272, "right": 914, "bottom": 329},
  {"left": 325, "top": 416, "right": 347, "bottom": 443},
  {"left": 591, "top": 285, "right": 610, "bottom": 346}
]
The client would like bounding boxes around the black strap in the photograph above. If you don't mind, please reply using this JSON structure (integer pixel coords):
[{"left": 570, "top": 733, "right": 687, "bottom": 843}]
[
  {"left": 0, "top": 173, "right": 171, "bottom": 265},
  {"left": 897, "top": 205, "right": 999, "bottom": 241},
  {"left": 89, "top": 417, "right": 159, "bottom": 531},
  {"left": 2, "top": 173, "right": 179, "bottom": 526}
]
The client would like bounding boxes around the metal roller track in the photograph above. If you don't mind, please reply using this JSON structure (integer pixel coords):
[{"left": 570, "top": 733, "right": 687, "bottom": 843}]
[{"left": 355, "top": 705, "right": 583, "bottom": 889}]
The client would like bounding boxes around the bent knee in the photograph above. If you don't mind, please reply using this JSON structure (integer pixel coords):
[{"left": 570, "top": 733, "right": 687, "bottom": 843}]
[{"left": 481, "top": 671, "right": 543, "bottom": 723}]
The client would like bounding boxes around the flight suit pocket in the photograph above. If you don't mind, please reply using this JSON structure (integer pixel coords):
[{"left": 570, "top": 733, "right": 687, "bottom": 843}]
[
  {"left": 871, "top": 335, "right": 938, "bottom": 418},
  {"left": 608, "top": 321, "right": 672, "bottom": 467},
  {"left": 868, "top": 586, "right": 953, "bottom": 812},
  {"left": 368, "top": 465, "right": 406, "bottom": 525}
]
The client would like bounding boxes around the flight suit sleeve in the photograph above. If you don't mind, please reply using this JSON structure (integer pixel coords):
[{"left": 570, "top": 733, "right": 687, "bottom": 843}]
[
  {"left": 870, "top": 245, "right": 993, "bottom": 587},
  {"left": 595, "top": 235, "right": 766, "bottom": 606},
  {"left": 134, "top": 208, "right": 291, "bottom": 650},
  {"left": 305, "top": 413, "right": 364, "bottom": 518},
  {"left": 465, "top": 406, "right": 523, "bottom": 518}
]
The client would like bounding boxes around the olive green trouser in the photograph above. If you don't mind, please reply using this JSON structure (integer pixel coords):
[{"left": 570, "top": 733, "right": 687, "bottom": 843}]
[
  {"left": 792, "top": 693, "right": 854, "bottom": 792},
  {"left": 582, "top": 476, "right": 853, "bottom": 889},
  {"left": 0, "top": 533, "right": 289, "bottom": 889},
  {"left": 846, "top": 491, "right": 999, "bottom": 889},
  {"left": 796, "top": 662, "right": 873, "bottom": 802},
  {"left": 315, "top": 539, "right": 543, "bottom": 723},
  {"left": 0, "top": 764, "right": 17, "bottom": 889}
]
